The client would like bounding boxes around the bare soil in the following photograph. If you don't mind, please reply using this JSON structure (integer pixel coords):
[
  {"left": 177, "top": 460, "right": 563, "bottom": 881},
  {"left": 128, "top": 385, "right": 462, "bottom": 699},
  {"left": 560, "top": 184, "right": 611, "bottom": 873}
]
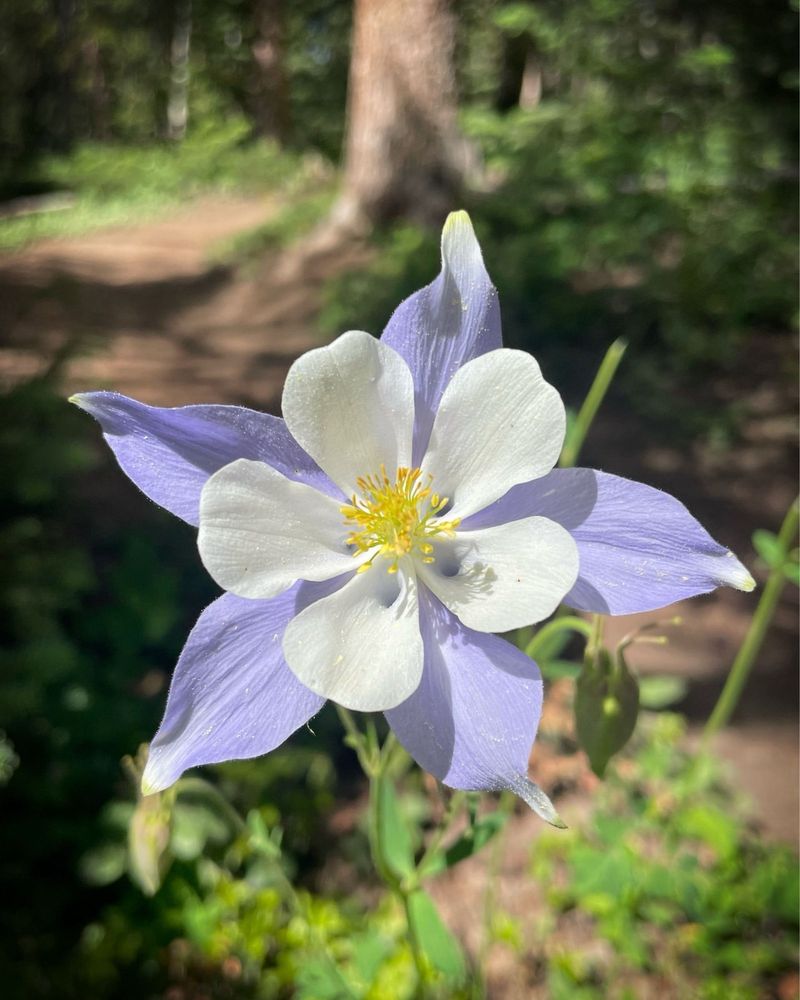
[{"left": 1, "top": 195, "right": 797, "bottom": 993}]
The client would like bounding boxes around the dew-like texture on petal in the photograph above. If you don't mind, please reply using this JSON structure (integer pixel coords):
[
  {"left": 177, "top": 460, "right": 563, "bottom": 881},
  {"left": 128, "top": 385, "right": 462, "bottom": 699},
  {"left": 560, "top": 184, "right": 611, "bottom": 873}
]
[
  {"left": 381, "top": 211, "right": 502, "bottom": 462},
  {"left": 283, "top": 564, "right": 424, "bottom": 712},
  {"left": 462, "top": 468, "right": 755, "bottom": 614},
  {"left": 281, "top": 330, "right": 414, "bottom": 496},
  {"left": 198, "top": 459, "right": 358, "bottom": 599},
  {"left": 385, "top": 590, "right": 542, "bottom": 798},
  {"left": 421, "top": 349, "right": 565, "bottom": 521},
  {"left": 142, "top": 583, "right": 336, "bottom": 794},
  {"left": 70, "top": 392, "right": 339, "bottom": 525},
  {"left": 419, "top": 517, "right": 578, "bottom": 632}
]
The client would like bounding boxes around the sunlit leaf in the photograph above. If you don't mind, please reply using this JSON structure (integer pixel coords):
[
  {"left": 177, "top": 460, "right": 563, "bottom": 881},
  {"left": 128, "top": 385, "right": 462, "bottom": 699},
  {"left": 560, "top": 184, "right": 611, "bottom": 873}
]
[
  {"left": 377, "top": 780, "right": 415, "bottom": 878},
  {"left": 407, "top": 889, "right": 466, "bottom": 982}
]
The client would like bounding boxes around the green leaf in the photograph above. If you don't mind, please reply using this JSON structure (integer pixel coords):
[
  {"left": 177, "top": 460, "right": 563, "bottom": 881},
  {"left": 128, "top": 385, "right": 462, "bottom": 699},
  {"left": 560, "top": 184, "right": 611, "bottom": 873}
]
[
  {"left": 351, "top": 928, "right": 393, "bottom": 985},
  {"left": 575, "top": 647, "right": 639, "bottom": 777},
  {"left": 79, "top": 842, "right": 128, "bottom": 887},
  {"left": 422, "top": 810, "right": 507, "bottom": 876},
  {"left": 638, "top": 674, "right": 688, "bottom": 709},
  {"left": 295, "top": 958, "right": 357, "bottom": 1000},
  {"left": 377, "top": 779, "right": 415, "bottom": 878},
  {"left": 752, "top": 529, "right": 784, "bottom": 569},
  {"left": 407, "top": 889, "right": 466, "bottom": 982},
  {"left": 783, "top": 560, "right": 800, "bottom": 585}
]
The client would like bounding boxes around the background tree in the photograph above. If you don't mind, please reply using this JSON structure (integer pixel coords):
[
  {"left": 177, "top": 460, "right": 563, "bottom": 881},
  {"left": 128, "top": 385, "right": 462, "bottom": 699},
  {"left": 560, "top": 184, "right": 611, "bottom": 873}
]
[
  {"left": 248, "top": 0, "right": 291, "bottom": 142},
  {"left": 335, "top": 0, "right": 472, "bottom": 227}
]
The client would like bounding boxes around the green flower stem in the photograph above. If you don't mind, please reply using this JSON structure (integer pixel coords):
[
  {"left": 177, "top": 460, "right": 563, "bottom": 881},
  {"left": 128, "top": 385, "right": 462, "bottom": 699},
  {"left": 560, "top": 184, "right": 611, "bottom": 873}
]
[
  {"left": 585, "top": 612, "right": 605, "bottom": 661},
  {"left": 417, "top": 789, "right": 467, "bottom": 877},
  {"left": 559, "top": 338, "right": 627, "bottom": 469},
  {"left": 704, "top": 497, "right": 799, "bottom": 738},
  {"left": 524, "top": 614, "right": 593, "bottom": 660},
  {"left": 336, "top": 708, "right": 430, "bottom": 991},
  {"left": 336, "top": 704, "right": 375, "bottom": 772}
]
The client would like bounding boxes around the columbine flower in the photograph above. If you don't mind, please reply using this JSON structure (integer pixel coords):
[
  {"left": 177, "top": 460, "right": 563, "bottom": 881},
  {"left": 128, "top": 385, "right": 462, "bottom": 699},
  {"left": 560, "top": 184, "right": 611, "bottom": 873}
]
[{"left": 72, "top": 211, "right": 754, "bottom": 813}]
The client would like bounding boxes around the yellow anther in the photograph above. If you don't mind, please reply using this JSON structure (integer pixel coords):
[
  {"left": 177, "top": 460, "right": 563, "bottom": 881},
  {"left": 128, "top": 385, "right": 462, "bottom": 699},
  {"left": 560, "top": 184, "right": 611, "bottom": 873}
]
[{"left": 342, "top": 466, "right": 460, "bottom": 573}]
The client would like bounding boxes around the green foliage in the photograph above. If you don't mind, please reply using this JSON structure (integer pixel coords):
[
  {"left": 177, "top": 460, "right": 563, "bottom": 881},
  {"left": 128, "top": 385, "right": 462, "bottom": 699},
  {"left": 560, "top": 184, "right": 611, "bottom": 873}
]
[
  {"left": 376, "top": 779, "right": 416, "bottom": 880},
  {"left": 0, "top": 373, "right": 217, "bottom": 998},
  {"left": 753, "top": 525, "right": 800, "bottom": 584},
  {"left": 322, "top": 0, "right": 796, "bottom": 436},
  {"left": 0, "top": 121, "right": 304, "bottom": 250},
  {"left": 533, "top": 713, "right": 800, "bottom": 998},
  {"left": 422, "top": 809, "right": 507, "bottom": 878},
  {"left": 0, "top": 0, "right": 352, "bottom": 186},
  {"left": 407, "top": 889, "right": 467, "bottom": 984}
]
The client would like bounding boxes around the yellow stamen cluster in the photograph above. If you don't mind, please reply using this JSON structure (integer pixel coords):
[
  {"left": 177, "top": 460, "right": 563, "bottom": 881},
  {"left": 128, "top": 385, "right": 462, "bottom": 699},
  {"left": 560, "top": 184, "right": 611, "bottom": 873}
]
[{"left": 341, "top": 466, "right": 460, "bottom": 574}]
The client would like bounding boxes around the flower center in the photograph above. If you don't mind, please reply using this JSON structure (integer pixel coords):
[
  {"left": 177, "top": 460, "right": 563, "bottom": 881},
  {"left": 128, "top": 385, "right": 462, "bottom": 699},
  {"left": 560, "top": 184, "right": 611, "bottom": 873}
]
[{"left": 341, "top": 466, "right": 460, "bottom": 574}]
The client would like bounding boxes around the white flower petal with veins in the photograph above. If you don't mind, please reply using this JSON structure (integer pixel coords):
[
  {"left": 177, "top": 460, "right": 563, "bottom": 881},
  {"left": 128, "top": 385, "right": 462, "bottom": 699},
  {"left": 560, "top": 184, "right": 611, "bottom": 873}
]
[
  {"left": 419, "top": 516, "right": 579, "bottom": 632},
  {"left": 421, "top": 348, "right": 565, "bottom": 521},
  {"left": 198, "top": 458, "right": 358, "bottom": 599},
  {"left": 283, "top": 565, "right": 424, "bottom": 711},
  {"left": 282, "top": 330, "right": 415, "bottom": 497}
]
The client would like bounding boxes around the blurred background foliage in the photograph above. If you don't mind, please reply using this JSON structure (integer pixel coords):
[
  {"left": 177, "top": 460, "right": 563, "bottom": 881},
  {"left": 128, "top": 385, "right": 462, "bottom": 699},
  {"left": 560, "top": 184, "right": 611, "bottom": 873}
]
[{"left": 0, "top": 0, "right": 796, "bottom": 996}]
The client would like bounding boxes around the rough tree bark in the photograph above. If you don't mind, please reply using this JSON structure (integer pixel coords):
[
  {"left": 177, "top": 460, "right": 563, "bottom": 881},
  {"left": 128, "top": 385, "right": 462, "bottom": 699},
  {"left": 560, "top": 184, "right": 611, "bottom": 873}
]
[
  {"left": 249, "top": 0, "right": 291, "bottom": 143},
  {"left": 335, "top": 0, "right": 471, "bottom": 229}
]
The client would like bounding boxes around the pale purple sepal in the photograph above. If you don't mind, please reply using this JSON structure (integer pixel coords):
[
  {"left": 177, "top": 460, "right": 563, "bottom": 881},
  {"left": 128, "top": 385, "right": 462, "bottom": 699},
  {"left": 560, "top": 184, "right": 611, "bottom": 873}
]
[
  {"left": 385, "top": 589, "right": 542, "bottom": 797},
  {"left": 142, "top": 580, "right": 345, "bottom": 793},
  {"left": 71, "top": 391, "right": 341, "bottom": 525},
  {"left": 381, "top": 213, "right": 501, "bottom": 462},
  {"left": 462, "top": 468, "right": 753, "bottom": 615}
]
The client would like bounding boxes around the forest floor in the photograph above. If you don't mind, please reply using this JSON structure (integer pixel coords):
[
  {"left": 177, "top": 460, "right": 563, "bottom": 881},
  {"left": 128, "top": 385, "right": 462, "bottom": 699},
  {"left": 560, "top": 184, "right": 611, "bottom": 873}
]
[{"left": 1, "top": 194, "right": 797, "bottom": 995}]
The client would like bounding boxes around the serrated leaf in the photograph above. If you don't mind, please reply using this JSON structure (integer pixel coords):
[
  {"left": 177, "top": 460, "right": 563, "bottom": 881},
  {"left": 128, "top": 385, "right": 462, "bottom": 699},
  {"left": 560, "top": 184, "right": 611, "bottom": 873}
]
[
  {"left": 377, "top": 779, "right": 415, "bottom": 878},
  {"left": 575, "top": 647, "right": 639, "bottom": 777},
  {"left": 407, "top": 889, "right": 466, "bottom": 982}
]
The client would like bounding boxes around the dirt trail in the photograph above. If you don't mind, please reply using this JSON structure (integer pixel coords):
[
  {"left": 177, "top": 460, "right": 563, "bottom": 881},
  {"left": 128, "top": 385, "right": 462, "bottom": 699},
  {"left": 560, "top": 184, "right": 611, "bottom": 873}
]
[
  {"left": 0, "top": 196, "right": 796, "bottom": 850},
  {"left": 0, "top": 194, "right": 369, "bottom": 404}
]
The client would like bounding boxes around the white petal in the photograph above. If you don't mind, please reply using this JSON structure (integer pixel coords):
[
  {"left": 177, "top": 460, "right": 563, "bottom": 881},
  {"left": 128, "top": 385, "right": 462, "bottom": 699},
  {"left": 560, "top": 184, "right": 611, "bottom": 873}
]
[
  {"left": 418, "top": 517, "right": 579, "bottom": 632},
  {"left": 421, "top": 349, "right": 565, "bottom": 520},
  {"left": 198, "top": 459, "right": 357, "bottom": 599},
  {"left": 282, "top": 330, "right": 415, "bottom": 496},
  {"left": 283, "top": 565, "right": 423, "bottom": 711}
]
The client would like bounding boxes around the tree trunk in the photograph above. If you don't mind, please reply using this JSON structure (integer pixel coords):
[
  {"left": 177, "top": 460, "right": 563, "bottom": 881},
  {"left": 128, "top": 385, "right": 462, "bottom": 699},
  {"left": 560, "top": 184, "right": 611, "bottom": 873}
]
[
  {"left": 167, "top": 0, "right": 192, "bottom": 141},
  {"left": 336, "top": 0, "right": 470, "bottom": 228},
  {"left": 249, "top": 0, "right": 292, "bottom": 143}
]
